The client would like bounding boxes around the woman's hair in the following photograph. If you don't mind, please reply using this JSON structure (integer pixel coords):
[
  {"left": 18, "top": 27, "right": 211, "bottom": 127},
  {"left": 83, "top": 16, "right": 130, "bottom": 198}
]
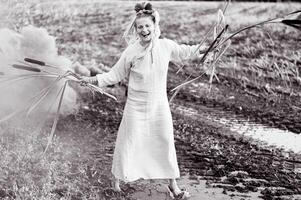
[
  {"left": 134, "top": 2, "right": 156, "bottom": 23},
  {"left": 123, "top": 2, "right": 161, "bottom": 45}
]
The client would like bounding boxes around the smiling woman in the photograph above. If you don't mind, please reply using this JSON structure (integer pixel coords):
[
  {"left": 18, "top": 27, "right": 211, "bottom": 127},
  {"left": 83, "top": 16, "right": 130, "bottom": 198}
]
[
  {"left": 76, "top": 1, "right": 208, "bottom": 199},
  {"left": 134, "top": 3, "right": 157, "bottom": 46}
]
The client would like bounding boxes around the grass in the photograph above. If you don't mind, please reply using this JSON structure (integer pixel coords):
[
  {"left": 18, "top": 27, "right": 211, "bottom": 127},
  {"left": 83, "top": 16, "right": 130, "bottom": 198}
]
[{"left": 0, "top": 121, "right": 114, "bottom": 199}]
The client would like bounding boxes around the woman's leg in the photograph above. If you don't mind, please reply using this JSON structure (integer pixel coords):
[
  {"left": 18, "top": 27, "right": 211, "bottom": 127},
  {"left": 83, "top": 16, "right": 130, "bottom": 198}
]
[
  {"left": 169, "top": 178, "right": 191, "bottom": 199},
  {"left": 169, "top": 179, "right": 181, "bottom": 195},
  {"left": 113, "top": 178, "right": 121, "bottom": 192}
]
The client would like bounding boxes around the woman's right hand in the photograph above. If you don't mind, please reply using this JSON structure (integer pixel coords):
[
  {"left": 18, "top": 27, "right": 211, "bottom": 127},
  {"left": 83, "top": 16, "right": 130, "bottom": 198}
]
[{"left": 80, "top": 76, "right": 98, "bottom": 86}]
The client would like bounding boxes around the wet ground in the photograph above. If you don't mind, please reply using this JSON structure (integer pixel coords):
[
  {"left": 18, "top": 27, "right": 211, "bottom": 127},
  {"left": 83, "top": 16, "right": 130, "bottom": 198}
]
[
  {"left": 54, "top": 87, "right": 301, "bottom": 200},
  {"left": 130, "top": 175, "right": 262, "bottom": 200}
]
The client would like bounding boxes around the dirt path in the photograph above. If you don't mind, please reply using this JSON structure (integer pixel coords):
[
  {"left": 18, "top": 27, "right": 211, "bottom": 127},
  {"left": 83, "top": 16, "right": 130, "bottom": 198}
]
[{"left": 53, "top": 93, "right": 301, "bottom": 200}]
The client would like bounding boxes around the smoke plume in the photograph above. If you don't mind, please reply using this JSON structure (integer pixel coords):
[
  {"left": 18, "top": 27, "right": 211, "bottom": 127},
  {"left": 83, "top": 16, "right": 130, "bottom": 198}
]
[{"left": 0, "top": 25, "right": 78, "bottom": 125}]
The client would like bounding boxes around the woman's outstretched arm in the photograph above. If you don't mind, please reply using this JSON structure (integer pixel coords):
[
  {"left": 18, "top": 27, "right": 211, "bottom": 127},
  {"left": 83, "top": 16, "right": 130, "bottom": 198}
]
[
  {"left": 165, "top": 38, "right": 207, "bottom": 63},
  {"left": 96, "top": 51, "right": 129, "bottom": 87},
  {"left": 79, "top": 51, "right": 130, "bottom": 87}
]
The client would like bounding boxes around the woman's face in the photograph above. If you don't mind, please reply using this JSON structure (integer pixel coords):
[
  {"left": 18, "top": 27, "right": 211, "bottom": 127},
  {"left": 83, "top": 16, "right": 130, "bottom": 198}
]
[{"left": 135, "top": 17, "right": 155, "bottom": 45}]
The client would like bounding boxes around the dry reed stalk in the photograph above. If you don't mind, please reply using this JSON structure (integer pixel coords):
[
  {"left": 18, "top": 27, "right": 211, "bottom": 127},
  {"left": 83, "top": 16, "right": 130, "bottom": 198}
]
[
  {"left": 208, "top": 9, "right": 227, "bottom": 92},
  {"left": 169, "top": 75, "right": 193, "bottom": 102},
  {"left": 193, "top": 24, "right": 216, "bottom": 56},
  {"left": 31, "top": 78, "right": 72, "bottom": 146},
  {"left": 199, "top": 26, "right": 229, "bottom": 64},
  {"left": 65, "top": 70, "right": 82, "bottom": 81},
  {"left": 169, "top": 84, "right": 183, "bottom": 103},
  {"left": 169, "top": 25, "right": 229, "bottom": 103},
  {"left": 208, "top": 40, "right": 232, "bottom": 92},
  {"left": 282, "top": 19, "right": 301, "bottom": 30},
  {"left": 25, "top": 72, "right": 70, "bottom": 116},
  {"left": 0, "top": 70, "right": 70, "bottom": 123},
  {"left": 43, "top": 80, "right": 68, "bottom": 154},
  {"left": 31, "top": 89, "right": 63, "bottom": 136},
  {"left": 217, "top": 10, "right": 301, "bottom": 48},
  {"left": 26, "top": 87, "right": 56, "bottom": 117},
  {"left": 222, "top": 0, "right": 230, "bottom": 14},
  {"left": 26, "top": 70, "right": 87, "bottom": 117},
  {"left": 18, "top": 61, "right": 63, "bottom": 77},
  {"left": 0, "top": 74, "right": 58, "bottom": 85},
  {"left": 87, "top": 84, "right": 117, "bottom": 101},
  {"left": 176, "top": 1, "right": 230, "bottom": 75},
  {"left": 16, "top": 60, "right": 65, "bottom": 77},
  {"left": 176, "top": 24, "right": 215, "bottom": 74},
  {"left": 174, "top": 21, "right": 216, "bottom": 74},
  {"left": 87, "top": 85, "right": 97, "bottom": 99},
  {"left": 2, "top": 67, "right": 115, "bottom": 110},
  {"left": 24, "top": 58, "right": 45, "bottom": 66},
  {"left": 24, "top": 57, "right": 58, "bottom": 69},
  {"left": 12, "top": 64, "right": 41, "bottom": 73},
  {"left": 0, "top": 109, "right": 24, "bottom": 124},
  {"left": 171, "top": 72, "right": 206, "bottom": 93},
  {"left": 0, "top": 74, "right": 65, "bottom": 123},
  {"left": 62, "top": 69, "right": 118, "bottom": 101}
]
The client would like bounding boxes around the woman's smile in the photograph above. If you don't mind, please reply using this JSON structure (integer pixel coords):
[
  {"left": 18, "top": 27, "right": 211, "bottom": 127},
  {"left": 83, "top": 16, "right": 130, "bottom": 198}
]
[{"left": 141, "top": 31, "right": 150, "bottom": 38}]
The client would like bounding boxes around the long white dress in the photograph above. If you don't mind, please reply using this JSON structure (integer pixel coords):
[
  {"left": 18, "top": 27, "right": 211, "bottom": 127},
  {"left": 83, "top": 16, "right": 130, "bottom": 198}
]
[{"left": 96, "top": 38, "right": 199, "bottom": 182}]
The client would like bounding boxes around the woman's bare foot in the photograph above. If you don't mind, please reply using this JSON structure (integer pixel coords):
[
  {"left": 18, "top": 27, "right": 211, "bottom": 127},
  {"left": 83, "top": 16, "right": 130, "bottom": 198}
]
[
  {"left": 169, "top": 179, "right": 182, "bottom": 195},
  {"left": 168, "top": 179, "right": 191, "bottom": 199},
  {"left": 113, "top": 179, "right": 121, "bottom": 192}
]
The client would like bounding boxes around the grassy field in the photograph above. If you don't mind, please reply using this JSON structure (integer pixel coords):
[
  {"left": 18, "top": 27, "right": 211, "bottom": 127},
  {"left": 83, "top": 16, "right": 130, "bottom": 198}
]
[{"left": 1, "top": 1, "right": 301, "bottom": 199}]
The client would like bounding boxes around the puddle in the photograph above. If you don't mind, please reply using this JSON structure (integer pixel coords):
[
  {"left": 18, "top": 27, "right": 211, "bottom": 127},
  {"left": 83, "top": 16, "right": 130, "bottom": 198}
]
[
  {"left": 172, "top": 104, "right": 301, "bottom": 154},
  {"left": 130, "top": 175, "right": 261, "bottom": 200},
  {"left": 217, "top": 117, "right": 301, "bottom": 153}
]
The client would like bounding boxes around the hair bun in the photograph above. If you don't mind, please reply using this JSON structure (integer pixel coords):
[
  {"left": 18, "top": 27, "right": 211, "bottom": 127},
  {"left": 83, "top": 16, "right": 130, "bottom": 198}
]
[
  {"left": 134, "top": 3, "right": 144, "bottom": 13},
  {"left": 134, "top": 2, "right": 153, "bottom": 13},
  {"left": 144, "top": 2, "right": 152, "bottom": 11}
]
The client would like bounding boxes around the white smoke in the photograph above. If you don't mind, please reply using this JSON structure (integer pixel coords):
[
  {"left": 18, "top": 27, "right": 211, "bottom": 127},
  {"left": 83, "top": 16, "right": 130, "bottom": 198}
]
[{"left": 0, "top": 25, "right": 78, "bottom": 123}]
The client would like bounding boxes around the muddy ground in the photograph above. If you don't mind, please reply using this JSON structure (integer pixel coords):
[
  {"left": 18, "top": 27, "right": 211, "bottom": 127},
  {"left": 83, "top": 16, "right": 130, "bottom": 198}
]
[{"left": 53, "top": 79, "right": 301, "bottom": 199}]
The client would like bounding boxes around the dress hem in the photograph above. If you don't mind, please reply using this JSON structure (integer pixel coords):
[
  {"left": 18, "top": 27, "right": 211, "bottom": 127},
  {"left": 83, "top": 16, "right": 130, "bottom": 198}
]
[{"left": 112, "top": 173, "right": 181, "bottom": 183}]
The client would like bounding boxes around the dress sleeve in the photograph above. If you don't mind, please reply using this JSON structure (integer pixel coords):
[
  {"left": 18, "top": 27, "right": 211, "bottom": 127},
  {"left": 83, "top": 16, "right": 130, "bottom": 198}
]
[
  {"left": 166, "top": 39, "right": 205, "bottom": 63},
  {"left": 96, "top": 51, "right": 130, "bottom": 87}
]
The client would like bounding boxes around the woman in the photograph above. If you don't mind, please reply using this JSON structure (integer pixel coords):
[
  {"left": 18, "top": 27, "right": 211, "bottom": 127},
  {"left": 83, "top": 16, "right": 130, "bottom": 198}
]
[{"left": 80, "top": 2, "right": 207, "bottom": 199}]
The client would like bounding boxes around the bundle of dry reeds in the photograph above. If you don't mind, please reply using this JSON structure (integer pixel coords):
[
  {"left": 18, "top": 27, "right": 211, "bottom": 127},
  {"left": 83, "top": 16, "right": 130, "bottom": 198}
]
[
  {"left": 0, "top": 57, "right": 116, "bottom": 153},
  {"left": 169, "top": 0, "right": 300, "bottom": 102}
]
